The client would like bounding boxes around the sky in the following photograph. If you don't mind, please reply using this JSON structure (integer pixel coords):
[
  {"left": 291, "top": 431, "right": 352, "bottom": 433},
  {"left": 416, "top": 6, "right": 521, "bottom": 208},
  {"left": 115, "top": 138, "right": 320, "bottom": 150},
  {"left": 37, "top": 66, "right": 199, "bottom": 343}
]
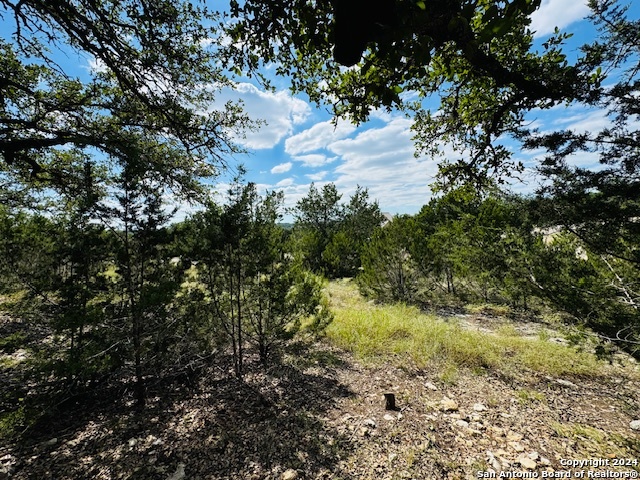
[
  {"left": 2, "top": 0, "right": 639, "bottom": 221},
  {"left": 211, "top": 0, "right": 638, "bottom": 221}
]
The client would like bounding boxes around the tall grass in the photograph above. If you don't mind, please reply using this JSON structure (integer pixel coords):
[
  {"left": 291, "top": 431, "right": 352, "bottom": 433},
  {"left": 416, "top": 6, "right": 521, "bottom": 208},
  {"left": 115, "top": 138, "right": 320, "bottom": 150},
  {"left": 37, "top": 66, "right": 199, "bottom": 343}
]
[{"left": 325, "top": 280, "right": 612, "bottom": 378}]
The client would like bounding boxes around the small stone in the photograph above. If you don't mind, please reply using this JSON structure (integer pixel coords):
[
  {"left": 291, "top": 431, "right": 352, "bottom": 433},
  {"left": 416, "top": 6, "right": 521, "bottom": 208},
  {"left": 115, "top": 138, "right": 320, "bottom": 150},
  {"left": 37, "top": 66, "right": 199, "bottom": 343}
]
[
  {"left": 282, "top": 469, "right": 298, "bottom": 480},
  {"left": 473, "top": 403, "right": 487, "bottom": 412},
  {"left": 540, "top": 457, "right": 552, "bottom": 466},
  {"left": 128, "top": 438, "right": 138, "bottom": 447},
  {"left": 486, "top": 451, "right": 501, "bottom": 471},
  {"left": 43, "top": 438, "right": 58, "bottom": 447},
  {"left": 383, "top": 414, "right": 395, "bottom": 421},
  {"left": 440, "top": 397, "right": 459, "bottom": 412},
  {"left": 506, "top": 431, "right": 524, "bottom": 442},
  {"left": 389, "top": 453, "right": 398, "bottom": 462},
  {"left": 630, "top": 420, "right": 640, "bottom": 431},
  {"left": 528, "top": 452, "right": 539, "bottom": 460},
  {"left": 556, "top": 379, "right": 577, "bottom": 388},
  {"left": 509, "top": 442, "right": 525, "bottom": 452},
  {"left": 0, "top": 454, "right": 15, "bottom": 476},
  {"left": 167, "top": 463, "right": 186, "bottom": 480},
  {"left": 425, "top": 382, "right": 438, "bottom": 391},
  {"left": 518, "top": 456, "right": 537, "bottom": 470},
  {"left": 364, "top": 418, "right": 377, "bottom": 428},
  {"left": 455, "top": 419, "right": 470, "bottom": 428}
]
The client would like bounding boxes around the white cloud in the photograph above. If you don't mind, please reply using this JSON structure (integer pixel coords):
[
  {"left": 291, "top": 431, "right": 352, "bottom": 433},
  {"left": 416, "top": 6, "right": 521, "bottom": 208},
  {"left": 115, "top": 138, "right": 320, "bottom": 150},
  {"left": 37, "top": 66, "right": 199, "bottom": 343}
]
[
  {"left": 292, "top": 154, "right": 338, "bottom": 167},
  {"left": 214, "top": 83, "right": 311, "bottom": 150},
  {"left": 285, "top": 119, "right": 357, "bottom": 155},
  {"left": 529, "top": 0, "right": 590, "bottom": 37},
  {"left": 552, "top": 108, "right": 615, "bottom": 135},
  {"left": 329, "top": 118, "right": 414, "bottom": 165},
  {"left": 270, "top": 162, "right": 292, "bottom": 174},
  {"left": 86, "top": 57, "right": 108, "bottom": 74},
  {"left": 324, "top": 117, "right": 441, "bottom": 212},
  {"left": 306, "top": 171, "right": 329, "bottom": 181},
  {"left": 275, "top": 177, "right": 295, "bottom": 187}
]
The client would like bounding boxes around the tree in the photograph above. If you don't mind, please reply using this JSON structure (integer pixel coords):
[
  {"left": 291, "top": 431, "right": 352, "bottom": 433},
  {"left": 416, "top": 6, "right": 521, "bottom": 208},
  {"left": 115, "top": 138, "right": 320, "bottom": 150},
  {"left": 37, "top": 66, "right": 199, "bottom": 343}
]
[
  {"left": 358, "top": 215, "right": 420, "bottom": 303},
  {"left": 324, "top": 186, "right": 384, "bottom": 277},
  {"left": 48, "top": 162, "right": 112, "bottom": 386},
  {"left": 100, "top": 159, "right": 182, "bottom": 407},
  {"left": 1, "top": 0, "right": 250, "bottom": 199},
  {"left": 228, "top": 0, "right": 640, "bottom": 350},
  {"left": 292, "top": 183, "right": 384, "bottom": 277},
  {"left": 292, "top": 182, "right": 343, "bottom": 274},
  {"left": 518, "top": 1, "right": 640, "bottom": 348},
  {"left": 190, "top": 176, "right": 331, "bottom": 376}
]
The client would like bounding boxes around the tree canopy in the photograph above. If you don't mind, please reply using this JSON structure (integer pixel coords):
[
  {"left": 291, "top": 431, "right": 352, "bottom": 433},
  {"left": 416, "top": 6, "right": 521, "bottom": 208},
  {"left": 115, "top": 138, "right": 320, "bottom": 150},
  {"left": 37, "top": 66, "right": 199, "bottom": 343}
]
[
  {"left": 224, "top": 0, "right": 615, "bottom": 184},
  {"left": 1, "top": 0, "right": 249, "bottom": 196}
]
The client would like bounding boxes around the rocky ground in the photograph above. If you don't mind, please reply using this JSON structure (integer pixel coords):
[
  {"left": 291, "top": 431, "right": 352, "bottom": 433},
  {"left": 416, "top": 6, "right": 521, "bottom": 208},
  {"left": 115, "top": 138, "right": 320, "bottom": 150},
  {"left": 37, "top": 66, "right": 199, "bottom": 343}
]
[{"left": 1, "top": 332, "right": 639, "bottom": 480}]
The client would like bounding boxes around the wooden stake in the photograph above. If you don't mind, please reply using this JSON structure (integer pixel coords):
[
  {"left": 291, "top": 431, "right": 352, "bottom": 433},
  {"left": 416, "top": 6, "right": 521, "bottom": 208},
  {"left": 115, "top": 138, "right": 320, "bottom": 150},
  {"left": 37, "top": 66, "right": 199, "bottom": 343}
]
[{"left": 384, "top": 393, "right": 399, "bottom": 411}]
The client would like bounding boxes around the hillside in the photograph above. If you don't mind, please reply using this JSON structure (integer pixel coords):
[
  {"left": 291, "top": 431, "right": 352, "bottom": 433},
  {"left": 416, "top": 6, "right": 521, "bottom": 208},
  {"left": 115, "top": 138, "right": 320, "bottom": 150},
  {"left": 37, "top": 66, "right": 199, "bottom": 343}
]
[{"left": 1, "top": 280, "right": 639, "bottom": 479}]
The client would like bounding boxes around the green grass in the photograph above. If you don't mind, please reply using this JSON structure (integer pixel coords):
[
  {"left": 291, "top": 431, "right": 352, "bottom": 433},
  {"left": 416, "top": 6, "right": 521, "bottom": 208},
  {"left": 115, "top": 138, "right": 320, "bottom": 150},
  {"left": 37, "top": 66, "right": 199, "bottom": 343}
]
[
  {"left": 516, "top": 388, "right": 546, "bottom": 405},
  {"left": 325, "top": 280, "right": 614, "bottom": 378},
  {"left": 0, "top": 331, "right": 27, "bottom": 353},
  {"left": 0, "top": 406, "right": 26, "bottom": 441}
]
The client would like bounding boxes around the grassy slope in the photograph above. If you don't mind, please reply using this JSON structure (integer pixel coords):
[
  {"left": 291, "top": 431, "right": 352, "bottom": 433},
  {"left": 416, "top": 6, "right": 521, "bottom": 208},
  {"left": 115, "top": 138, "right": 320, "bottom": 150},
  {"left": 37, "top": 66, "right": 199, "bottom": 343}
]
[{"left": 324, "top": 279, "right": 616, "bottom": 379}]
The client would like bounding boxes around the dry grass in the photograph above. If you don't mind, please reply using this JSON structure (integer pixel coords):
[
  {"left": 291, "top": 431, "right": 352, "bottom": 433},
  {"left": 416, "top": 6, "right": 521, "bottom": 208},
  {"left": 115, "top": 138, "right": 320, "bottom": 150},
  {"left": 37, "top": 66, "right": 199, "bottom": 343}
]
[{"left": 325, "top": 279, "right": 618, "bottom": 378}]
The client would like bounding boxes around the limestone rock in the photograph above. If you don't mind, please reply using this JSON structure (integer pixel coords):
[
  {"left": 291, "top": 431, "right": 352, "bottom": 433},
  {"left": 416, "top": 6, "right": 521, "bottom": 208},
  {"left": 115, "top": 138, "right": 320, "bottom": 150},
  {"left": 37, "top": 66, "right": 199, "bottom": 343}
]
[
  {"left": 486, "top": 451, "right": 501, "bottom": 471},
  {"left": 440, "top": 397, "right": 459, "bottom": 412},
  {"left": 455, "top": 419, "right": 470, "bottom": 428},
  {"left": 167, "top": 463, "right": 186, "bottom": 480},
  {"left": 518, "top": 456, "right": 537, "bottom": 470},
  {"left": 556, "top": 379, "right": 577, "bottom": 388},
  {"left": 509, "top": 442, "right": 525, "bottom": 452},
  {"left": 506, "top": 431, "right": 523, "bottom": 442},
  {"left": 282, "top": 469, "right": 299, "bottom": 480},
  {"left": 630, "top": 420, "right": 640, "bottom": 431},
  {"left": 473, "top": 403, "right": 487, "bottom": 412},
  {"left": 43, "top": 438, "right": 58, "bottom": 447}
]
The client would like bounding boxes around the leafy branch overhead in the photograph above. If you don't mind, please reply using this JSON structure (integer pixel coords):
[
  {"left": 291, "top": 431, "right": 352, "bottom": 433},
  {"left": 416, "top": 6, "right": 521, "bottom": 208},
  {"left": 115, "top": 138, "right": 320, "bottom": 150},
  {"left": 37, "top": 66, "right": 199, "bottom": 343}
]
[
  {"left": 0, "top": 0, "right": 251, "bottom": 188},
  {"left": 225, "top": 0, "right": 606, "bottom": 182}
]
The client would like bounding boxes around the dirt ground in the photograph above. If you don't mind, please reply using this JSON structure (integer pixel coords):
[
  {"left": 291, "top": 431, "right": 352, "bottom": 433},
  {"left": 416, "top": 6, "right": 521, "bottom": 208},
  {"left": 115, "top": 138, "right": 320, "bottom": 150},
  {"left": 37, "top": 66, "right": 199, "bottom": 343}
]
[{"left": 1, "top": 333, "right": 639, "bottom": 480}]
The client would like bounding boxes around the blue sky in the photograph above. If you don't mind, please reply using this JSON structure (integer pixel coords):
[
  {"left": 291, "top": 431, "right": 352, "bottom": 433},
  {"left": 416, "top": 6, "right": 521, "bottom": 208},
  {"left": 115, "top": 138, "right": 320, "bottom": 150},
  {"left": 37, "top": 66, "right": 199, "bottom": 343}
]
[{"left": 3, "top": 0, "right": 639, "bottom": 221}]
